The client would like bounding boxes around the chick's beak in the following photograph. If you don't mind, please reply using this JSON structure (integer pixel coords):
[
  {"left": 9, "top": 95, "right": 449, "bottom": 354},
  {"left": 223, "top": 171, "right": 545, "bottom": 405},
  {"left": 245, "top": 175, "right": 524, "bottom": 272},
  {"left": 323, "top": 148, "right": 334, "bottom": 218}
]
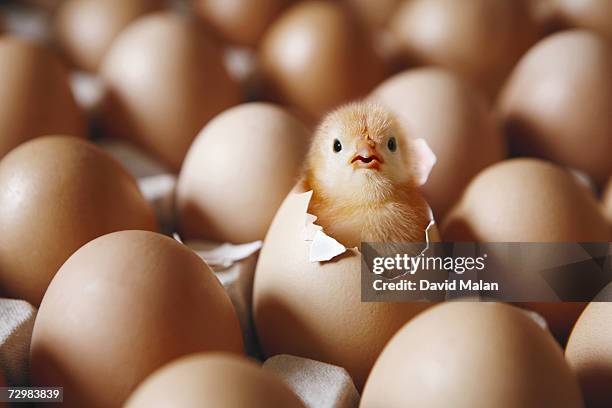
[{"left": 351, "top": 140, "right": 383, "bottom": 170}]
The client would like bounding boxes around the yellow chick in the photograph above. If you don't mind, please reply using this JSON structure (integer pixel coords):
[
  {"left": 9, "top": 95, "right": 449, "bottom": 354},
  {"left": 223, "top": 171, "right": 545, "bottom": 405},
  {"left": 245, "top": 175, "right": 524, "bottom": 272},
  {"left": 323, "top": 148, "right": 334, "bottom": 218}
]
[{"left": 303, "top": 101, "right": 434, "bottom": 248}]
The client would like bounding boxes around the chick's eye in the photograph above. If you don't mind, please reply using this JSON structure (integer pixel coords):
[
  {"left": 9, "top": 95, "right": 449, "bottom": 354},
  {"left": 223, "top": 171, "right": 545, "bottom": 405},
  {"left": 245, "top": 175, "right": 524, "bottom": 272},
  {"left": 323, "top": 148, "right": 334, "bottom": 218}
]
[
  {"left": 333, "top": 139, "right": 342, "bottom": 153},
  {"left": 387, "top": 137, "right": 397, "bottom": 152}
]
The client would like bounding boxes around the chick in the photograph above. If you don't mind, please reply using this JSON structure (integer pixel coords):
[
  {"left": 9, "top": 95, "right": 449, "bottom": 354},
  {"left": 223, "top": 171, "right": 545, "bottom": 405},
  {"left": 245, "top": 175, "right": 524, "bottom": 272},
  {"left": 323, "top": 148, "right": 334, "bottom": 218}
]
[{"left": 303, "top": 102, "right": 433, "bottom": 248}]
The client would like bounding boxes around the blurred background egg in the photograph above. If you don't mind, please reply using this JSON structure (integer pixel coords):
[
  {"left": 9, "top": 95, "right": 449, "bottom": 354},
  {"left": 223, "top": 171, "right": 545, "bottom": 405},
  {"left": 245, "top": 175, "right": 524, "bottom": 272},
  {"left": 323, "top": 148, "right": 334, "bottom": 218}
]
[
  {"left": 369, "top": 67, "right": 506, "bottom": 220},
  {"left": 193, "top": 0, "right": 289, "bottom": 47},
  {"left": 99, "top": 12, "right": 240, "bottom": 171},
  {"left": 54, "top": 0, "right": 162, "bottom": 72},
  {"left": 31, "top": 230, "right": 244, "bottom": 408},
  {"left": 498, "top": 30, "right": 612, "bottom": 185},
  {"left": 259, "top": 0, "right": 386, "bottom": 121},
  {"left": 389, "top": 0, "right": 540, "bottom": 99},
  {"left": 361, "top": 302, "right": 583, "bottom": 408},
  {"left": 0, "top": 136, "right": 158, "bottom": 306},
  {"left": 442, "top": 158, "right": 609, "bottom": 340},
  {"left": 342, "top": 0, "right": 401, "bottom": 29},
  {"left": 126, "top": 353, "right": 305, "bottom": 408},
  {"left": 0, "top": 36, "right": 85, "bottom": 159},
  {"left": 603, "top": 177, "right": 612, "bottom": 227},
  {"left": 551, "top": 0, "right": 612, "bottom": 42},
  {"left": 176, "top": 103, "right": 310, "bottom": 244},
  {"left": 253, "top": 187, "right": 432, "bottom": 390},
  {"left": 566, "top": 284, "right": 612, "bottom": 408}
]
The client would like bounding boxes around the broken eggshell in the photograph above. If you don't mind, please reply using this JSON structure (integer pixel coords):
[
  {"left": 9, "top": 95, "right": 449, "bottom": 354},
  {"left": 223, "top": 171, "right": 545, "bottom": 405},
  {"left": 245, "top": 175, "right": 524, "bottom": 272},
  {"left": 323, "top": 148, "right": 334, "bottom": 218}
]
[{"left": 253, "top": 174, "right": 439, "bottom": 389}]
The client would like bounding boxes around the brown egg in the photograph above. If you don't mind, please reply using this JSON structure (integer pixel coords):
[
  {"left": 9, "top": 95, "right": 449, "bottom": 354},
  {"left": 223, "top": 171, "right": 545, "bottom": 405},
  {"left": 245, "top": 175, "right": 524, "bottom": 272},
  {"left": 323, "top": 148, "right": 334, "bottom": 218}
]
[
  {"left": 361, "top": 302, "right": 583, "bottom": 407},
  {"left": 343, "top": 0, "right": 401, "bottom": 28},
  {"left": 126, "top": 353, "right": 305, "bottom": 408},
  {"left": 442, "top": 158, "right": 609, "bottom": 340},
  {"left": 253, "top": 186, "right": 432, "bottom": 390},
  {"left": 259, "top": 1, "right": 386, "bottom": 120},
  {"left": 176, "top": 103, "right": 310, "bottom": 244},
  {"left": 390, "top": 0, "right": 539, "bottom": 98},
  {"left": 498, "top": 30, "right": 612, "bottom": 185},
  {"left": 0, "top": 136, "right": 158, "bottom": 306},
  {"left": 369, "top": 68, "right": 505, "bottom": 220},
  {"left": 552, "top": 0, "right": 612, "bottom": 41},
  {"left": 0, "top": 37, "right": 85, "bottom": 159},
  {"left": 31, "top": 230, "right": 243, "bottom": 408},
  {"left": 193, "top": 0, "right": 289, "bottom": 47},
  {"left": 99, "top": 12, "right": 240, "bottom": 171},
  {"left": 54, "top": 0, "right": 162, "bottom": 72},
  {"left": 603, "top": 177, "right": 612, "bottom": 227},
  {"left": 566, "top": 285, "right": 612, "bottom": 408}
]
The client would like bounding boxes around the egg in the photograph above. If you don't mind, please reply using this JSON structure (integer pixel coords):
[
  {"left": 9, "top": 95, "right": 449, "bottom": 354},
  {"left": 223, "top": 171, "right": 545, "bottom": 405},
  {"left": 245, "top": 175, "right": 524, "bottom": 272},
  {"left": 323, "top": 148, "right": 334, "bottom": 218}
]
[
  {"left": 0, "top": 37, "right": 85, "bottom": 159},
  {"left": 0, "top": 136, "right": 158, "bottom": 306},
  {"left": 361, "top": 302, "right": 583, "bottom": 407},
  {"left": 176, "top": 103, "right": 310, "bottom": 244},
  {"left": 343, "top": 0, "right": 401, "bottom": 28},
  {"left": 125, "top": 353, "right": 305, "bottom": 408},
  {"left": 442, "top": 158, "right": 609, "bottom": 340},
  {"left": 566, "top": 285, "right": 612, "bottom": 408},
  {"left": 369, "top": 68, "right": 505, "bottom": 220},
  {"left": 54, "top": 0, "right": 162, "bottom": 72},
  {"left": 31, "top": 230, "right": 243, "bottom": 408},
  {"left": 389, "top": 0, "right": 539, "bottom": 98},
  {"left": 253, "top": 186, "right": 432, "bottom": 390},
  {"left": 193, "top": 0, "right": 289, "bottom": 47},
  {"left": 498, "top": 30, "right": 612, "bottom": 185},
  {"left": 603, "top": 177, "right": 612, "bottom": 227},
  {"left": 259, "top": 1, "right": 386, "bottom": 120},
  {"left": 552, "top": 0, "right": 612, "bottom": 41},
  {"left": 99, "top": 12, "right": 240, "bottom": 171}
]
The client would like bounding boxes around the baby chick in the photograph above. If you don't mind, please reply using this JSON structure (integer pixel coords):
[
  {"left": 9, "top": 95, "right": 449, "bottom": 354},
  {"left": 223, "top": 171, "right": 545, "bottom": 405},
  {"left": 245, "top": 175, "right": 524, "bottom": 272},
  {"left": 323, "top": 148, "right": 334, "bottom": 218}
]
[{"left": 303, "top": 102, "right": 433, "bottom": 248}]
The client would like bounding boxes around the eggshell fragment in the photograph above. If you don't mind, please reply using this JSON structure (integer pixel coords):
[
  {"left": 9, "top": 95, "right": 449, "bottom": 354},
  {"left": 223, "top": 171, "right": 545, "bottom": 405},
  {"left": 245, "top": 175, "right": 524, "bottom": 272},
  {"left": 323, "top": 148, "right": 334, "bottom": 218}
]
[
  {"left": 498, "top": 30, "right": 612, "bottom": 185},
  {"left": 99, "top": 12, "right": 240, "bottom": 171},
  {"left": 566, "top": 284, "right": 612, "bottom": 408},
  {"left": 552, "top": 0, "right": 612, "bottom": 41},
  {"left": 361, "top": 302, "right": 584, "bottom": 408},
  {"left": 370, "top": 68, "right": 505, "bottom": 219},
  {"left": 259, "top": 1, "right": 386, "bottom": 120},
  {"left": 442, "top": 158, "right": 609, "bottom": 340},
  {"left": 176, "top": 103, "right": 310, "bottom": 244},
  {"left": 253, "top": 186, "right": 432, "bottom": 390},
  {"left": 389, "top": 0, "right": 539, "bottom": 98},
  {"left": 125, "top": 353, "right": 305, "bottom": 408},
  {"left": 31, "top": 231, "right": 244, "bottom": 408},
  {"left": 193, "top": 0, "right": 289, "bottom": 47},
  {"left": 0, "top": 136, "right": 158, "bottom": 306},
  {"left": 0, "top": 37, "right": 85, "bottom": 159},
  {"left": 54, "top": 0, "right": 162, "bottom": 72}
]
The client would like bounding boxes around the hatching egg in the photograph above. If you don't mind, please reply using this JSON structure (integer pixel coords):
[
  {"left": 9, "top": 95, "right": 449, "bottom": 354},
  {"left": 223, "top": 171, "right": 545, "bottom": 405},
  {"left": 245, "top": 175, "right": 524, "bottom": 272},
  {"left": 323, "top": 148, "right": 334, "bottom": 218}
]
[
  {"left": 361, "top": 302, "right": 583, "bottom": 407},
  {"left": 125, "top": 353, "right": 305, "bottom": 408},
  {"left": 498, "top": 30, "right": 612, "bottom": 185},
  {"left": 31, "top": 230, "right": 243, "bottom": 408},
  {"left": 442, "top": 158, "right": 609, "bottom": 340},
  {"left": 253, "top": 185, "right": 432, "bottom": 390},
  {"left": 552, "top": 0, "right": 612, "bottom": 41},
  {"left": 0, "top": 37, "right": 85, "bottom": 159},
  {"left": 54, "top": 0, "right": 162, "bottom": 72},
  {"left": 389, "top": 0, "right": 539, "bottom": 98},
  {"left": 0, "top": 136, "right": 158, "bottom": 306},
  {"left": 259, "top": 1, "right": 385, "bottom": 120},
  {"left": 99, "top": 12, "right": 240, "bottom": 171},
  {"left": 566, "top": 285, "right": 612, "bottom": 408},
  {"left": 369, "top": 68, "right": 505, "bottom": 219},
  {"left": 193, "top": 0, "right": 289, "bottom": 47},
  {"left": 176, "top": 103, "right": 310, "bottom": 243}
]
